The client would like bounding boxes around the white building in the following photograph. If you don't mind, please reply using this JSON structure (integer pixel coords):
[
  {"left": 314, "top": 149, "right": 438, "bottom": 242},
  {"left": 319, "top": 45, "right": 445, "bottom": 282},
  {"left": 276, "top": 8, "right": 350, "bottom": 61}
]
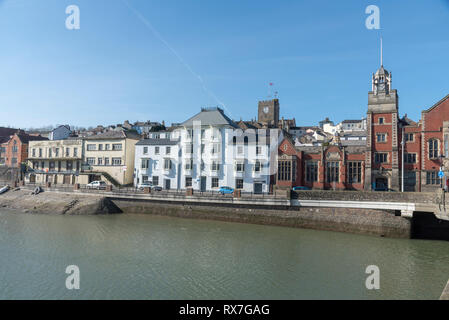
[
  {"left": 134, "top": 133, "right": 180, "bottom": 190},
  {"left": 134, "top": 108, "right": 282, "bottom": 193}
]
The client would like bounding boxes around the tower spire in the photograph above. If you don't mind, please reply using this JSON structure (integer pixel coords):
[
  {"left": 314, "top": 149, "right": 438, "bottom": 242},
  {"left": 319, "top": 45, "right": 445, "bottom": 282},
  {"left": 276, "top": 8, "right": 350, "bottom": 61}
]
[{"left": 380, "top": 37, "right": 383, "bottom": 67}]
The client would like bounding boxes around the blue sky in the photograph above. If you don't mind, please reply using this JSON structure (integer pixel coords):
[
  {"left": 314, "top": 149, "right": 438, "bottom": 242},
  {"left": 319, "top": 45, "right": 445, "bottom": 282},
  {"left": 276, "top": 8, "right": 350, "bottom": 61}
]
[{"left": 0, "top": 0, "right": 448, "bottom": 129}]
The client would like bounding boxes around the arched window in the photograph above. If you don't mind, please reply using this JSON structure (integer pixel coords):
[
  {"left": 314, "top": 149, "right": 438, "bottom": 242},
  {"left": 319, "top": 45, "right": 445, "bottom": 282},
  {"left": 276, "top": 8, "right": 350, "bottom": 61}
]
[
  {"left": 428, "top": 139, "right": 439, "bottom": 159},
  {"left": 244, "top": 136, "right": 248, "bottom": 145},
  {"left": 232, "top": 136, "right": 236, "bottom": 145}
]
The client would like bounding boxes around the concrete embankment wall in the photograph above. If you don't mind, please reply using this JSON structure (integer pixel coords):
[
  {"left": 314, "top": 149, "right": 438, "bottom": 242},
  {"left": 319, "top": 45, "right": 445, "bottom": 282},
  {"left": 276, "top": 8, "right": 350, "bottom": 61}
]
[{"left": 110, "top": 198, "right": 411, "bottom": 238}]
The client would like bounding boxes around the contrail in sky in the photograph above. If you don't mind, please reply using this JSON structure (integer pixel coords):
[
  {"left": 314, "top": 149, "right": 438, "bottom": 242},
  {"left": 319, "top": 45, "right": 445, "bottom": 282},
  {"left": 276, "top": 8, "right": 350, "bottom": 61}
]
[{"left": 122, "top": 0, "right": 233, "bottom": 117}]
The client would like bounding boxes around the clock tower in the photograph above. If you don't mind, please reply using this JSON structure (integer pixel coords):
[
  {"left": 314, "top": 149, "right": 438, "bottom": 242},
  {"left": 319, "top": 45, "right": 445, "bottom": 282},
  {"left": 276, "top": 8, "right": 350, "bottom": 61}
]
[
  {"left": 258, "top": 99, "right": 280, "bottom": 127},
  {"left": 365, "top": 59, "right": 400, "bottom": 191}
]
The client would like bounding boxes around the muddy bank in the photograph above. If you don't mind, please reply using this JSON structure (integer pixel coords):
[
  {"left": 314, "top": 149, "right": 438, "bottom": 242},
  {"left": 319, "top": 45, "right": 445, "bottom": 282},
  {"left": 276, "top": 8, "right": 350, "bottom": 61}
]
[{"left": 0, "top": 189, "right": 121, "bottom": 215}]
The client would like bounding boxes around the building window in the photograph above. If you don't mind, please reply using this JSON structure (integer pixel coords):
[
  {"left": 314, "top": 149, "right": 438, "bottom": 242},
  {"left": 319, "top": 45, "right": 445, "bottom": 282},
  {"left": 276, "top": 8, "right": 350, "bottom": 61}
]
[
  {"left": 212, "top": 177, "right": 219, "bottom": 188},
  {"left": 326, "top": 161, "right": 339, "bottom": 183},
  {"left": 112, "top": 144, "right": 122, "bottom": 151},
  {"left": 405, "top": 133, "right": 414, "bottom": 142},
  {"left": 87, "top": 157, "right": 95, "bottom": 165},
  {"left": 426, "top": 171, "right": 441, "bottom": 185},
  {"left": 104, "top": 158, "right": 110, "bottom": 166},
  {"left": 32, "top": 149, "right": 36, "bottom": 157},
  {"left": 277, "top": 161, "right": 292, "bottom": 181},
  {"left": 98, "top": 144, "right": 103, "bottom": 151},
  {"left": 39, "top": 148, "right": 43, "bottom": 157},
  {"left": 166, "top": 147, "right": 171, "bottom": 155},
  {"left": 405, "top": 153, "right": 417, "bottom": 164},
  {"left": 141, "top": 159, "right": 149, "bottom": 169},
  {"left": 374, "top": 153, "right": 388, "bottom": 164},
  {"left": 87, "top": 144, "right": 96, "bottom": 151},
  {"left": 201, "top": 144, "right": 205, "bottom": 154},
  {"left": 49, "top": 149, "right": 52, "bottom": 158},
  {"left": 49, "top": 161, "right": 55, "bottom": 170},
  {"left": 211, "top": 161, "right": 220, "bottom": 171},
  {"left": 154, "top": 146, "right": 160, "bottom": 155},
  {"left": 105, "top": 144, "right": 110, "bottom": 151},
  {"left": 376, "top": 133, "right": 386, "bottom": 142},
  {"left": 55, "top": 148, "right": 59, "bottom": 157},
  {"left": 379, "top": 117, "right": 384, "bottom": 124},
  {"left": 184, "top": 159, "right": 193, "bottom": 170},
  {"left": 184, "top": 144, "right": 193, "bottom": 154},
  {"left": 112, "top": 158, "right": 122, "bottom": 166},
  {"left": 428, "top": 139, "right": 439, "bottom": 159},
  {"left": 66, "top": 148, "right": 70, "bottom": 157},
  {"left": 97, "top": 158, "right": 103, "bottom": 165},
  {"left": 254, "top": 161, "right": 261, "bottom": 172},
  {"left": 235, "top": 178, "right": 243, "bottom": 189},
  {"left": 235, "top": 161, "right": 245, "bottom": 172},
  {"left": 347, "top": 162, "right": 362, "bottom": 184},
  {"left": 305, "top": 161, "right": 318, "bottom": 182},
  {"left": 256, "top": 146, "right": 262, "bottom": 155},
  {"left": 67, "top": 161, "right": 73, "bottom": 171},
  {"left": 143, "top": 147, "right": 148, "bottom": 154},
  {"left": 185, "top": 177, "right": 192, "bottom": 187},
  {"left": 153, "top": 176, "right": 159, "bottom": 186},
  {"left": 74, "top": 148, "right": 78, "bottom": 157},
  {"left": 142, "top": 175, "right": 149, "bottom": 183},
  {"left": 164, "top": 159, "right": 172, "bottom": 170},
  {"left": 212, "top": 144, "right": 220, "bottom": 154},
  {"left": 445, "top": 135, "right": 449, "bottom": 158}
]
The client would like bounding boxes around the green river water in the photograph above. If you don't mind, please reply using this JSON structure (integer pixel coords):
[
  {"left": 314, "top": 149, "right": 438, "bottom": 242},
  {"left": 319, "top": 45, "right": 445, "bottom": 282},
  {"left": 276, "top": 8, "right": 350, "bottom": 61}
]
[{"left": 0, "top": 210, "right": 448, "bottom": 299}]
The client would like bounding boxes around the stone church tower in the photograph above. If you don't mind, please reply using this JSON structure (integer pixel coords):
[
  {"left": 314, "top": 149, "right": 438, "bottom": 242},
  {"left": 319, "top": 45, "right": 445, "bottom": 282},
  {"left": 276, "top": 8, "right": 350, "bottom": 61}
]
[
  {"left": 258, "top": 99, "right": 280, "bottom": 127},
  {"left": 365, "top": 61, "right": 400, "bottom": 191}
]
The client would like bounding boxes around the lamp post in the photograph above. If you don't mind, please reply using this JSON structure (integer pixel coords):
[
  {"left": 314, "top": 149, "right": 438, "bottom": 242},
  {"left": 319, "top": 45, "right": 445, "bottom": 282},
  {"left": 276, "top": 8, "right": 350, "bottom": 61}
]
[{"left": 401, "top": 127, "right": 405, "bottom": 192}]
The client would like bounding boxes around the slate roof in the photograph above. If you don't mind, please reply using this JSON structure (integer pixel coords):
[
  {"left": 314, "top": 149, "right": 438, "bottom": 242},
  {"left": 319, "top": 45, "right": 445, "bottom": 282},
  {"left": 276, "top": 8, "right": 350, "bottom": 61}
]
[
  {"left": 83, "top": 129, "right": 141, "bottom": 140},
  {"left": 136, "top": 138, "right": 180, "bottom": 146},
  {"left": 181, "top": 108, "right": 238, "bottom": 128}
]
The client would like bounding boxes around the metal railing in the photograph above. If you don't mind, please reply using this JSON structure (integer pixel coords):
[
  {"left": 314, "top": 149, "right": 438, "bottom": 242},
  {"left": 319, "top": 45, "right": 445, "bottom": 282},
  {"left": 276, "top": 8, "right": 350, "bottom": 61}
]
[{"left": 22, "top": 182, "right": 277, "bottom": 199}]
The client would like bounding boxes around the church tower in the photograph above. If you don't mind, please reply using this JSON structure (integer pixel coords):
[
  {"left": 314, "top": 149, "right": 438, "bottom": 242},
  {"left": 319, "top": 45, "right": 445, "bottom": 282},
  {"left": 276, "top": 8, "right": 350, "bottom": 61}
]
[
  {"left": 258, "top": 99, "right": 280, "bottom": 127},
  {"left": 365, "top": 40, "right": 400, "bottom": 191}
]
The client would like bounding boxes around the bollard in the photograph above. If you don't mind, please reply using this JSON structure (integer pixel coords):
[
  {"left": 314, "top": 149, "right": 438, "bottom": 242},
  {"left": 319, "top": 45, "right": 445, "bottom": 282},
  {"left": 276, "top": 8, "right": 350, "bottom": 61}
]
[{"left": 233, "top": 189, "right": 241, "bottom": 198}]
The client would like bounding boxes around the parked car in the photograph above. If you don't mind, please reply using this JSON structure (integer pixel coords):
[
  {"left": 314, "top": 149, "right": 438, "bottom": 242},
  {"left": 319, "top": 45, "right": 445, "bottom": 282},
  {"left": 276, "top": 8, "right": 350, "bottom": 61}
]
[
  {"left": 137, "top": 182, "right": 153, "bottom": 190},
  {"left": 152, "top": 186, "right": 163, "bottom": 192},
  {"left": 292, "top": 186, "right": 311, "bottom": 191},
  {"left": 219, "top": 186, "right": 234, "bottom": 195},
  {"left": 87, "top": 181, "right": 107, "bottom": 190}
]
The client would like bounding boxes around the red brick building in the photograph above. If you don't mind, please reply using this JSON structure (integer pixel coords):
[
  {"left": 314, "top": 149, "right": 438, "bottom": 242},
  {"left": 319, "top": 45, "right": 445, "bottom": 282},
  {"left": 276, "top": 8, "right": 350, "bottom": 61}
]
[
  {"left": 0, "top": 131, "right": 47, "bottom": 168},
  {"left": 275, "top": 60, "right": 449, "bottom": 192}
]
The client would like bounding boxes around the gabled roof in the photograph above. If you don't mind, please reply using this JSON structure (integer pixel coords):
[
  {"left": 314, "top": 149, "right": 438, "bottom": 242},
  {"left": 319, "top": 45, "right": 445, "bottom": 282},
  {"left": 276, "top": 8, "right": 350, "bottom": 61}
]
[
  {"left": 422, "top": 94, "right": 449, "bottom": 114},
  {"left": 0, "top": 127, "right": 19, "bottom": 137},
  {"left": 181, "top": 108, "right": 238, "bottom": 128}
]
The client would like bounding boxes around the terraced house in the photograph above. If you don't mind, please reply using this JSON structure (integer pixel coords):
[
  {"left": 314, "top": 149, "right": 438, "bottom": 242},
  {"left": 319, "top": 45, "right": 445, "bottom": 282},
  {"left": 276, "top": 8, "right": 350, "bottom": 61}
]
[
  {"left": 26, "top": 137, "right": 83, "bottom": 185},
  {"left": 83, "top": 130, "right": 140, "bottom": 186}
]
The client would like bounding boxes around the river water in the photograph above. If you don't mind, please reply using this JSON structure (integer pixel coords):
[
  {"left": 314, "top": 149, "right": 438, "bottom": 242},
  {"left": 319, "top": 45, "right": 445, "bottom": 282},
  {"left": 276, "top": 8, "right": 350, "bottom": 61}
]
[{"left": 0, "top": 210, "right": 448, "bottom": 300}]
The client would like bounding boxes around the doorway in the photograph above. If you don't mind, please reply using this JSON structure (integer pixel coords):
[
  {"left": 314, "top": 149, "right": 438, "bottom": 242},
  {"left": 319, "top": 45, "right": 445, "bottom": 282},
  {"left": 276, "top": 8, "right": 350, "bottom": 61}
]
[
  {"left": 254, "top": 183, "right": 263, "bottom": 194},
  {"left": 375, "top": 177, "right": 388, "bottom": 190},
  {"left": 164, "top": 179, "right": 171, "bottom": 190},
  {"left": 200, "top": 176, "right": 207, "bottom": 192}
]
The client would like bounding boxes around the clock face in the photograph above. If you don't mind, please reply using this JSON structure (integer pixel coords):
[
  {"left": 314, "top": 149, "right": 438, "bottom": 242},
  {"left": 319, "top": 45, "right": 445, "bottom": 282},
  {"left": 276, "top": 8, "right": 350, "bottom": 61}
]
[{"left": 263, "top": 106, "right": 269, "bottom": 114}]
